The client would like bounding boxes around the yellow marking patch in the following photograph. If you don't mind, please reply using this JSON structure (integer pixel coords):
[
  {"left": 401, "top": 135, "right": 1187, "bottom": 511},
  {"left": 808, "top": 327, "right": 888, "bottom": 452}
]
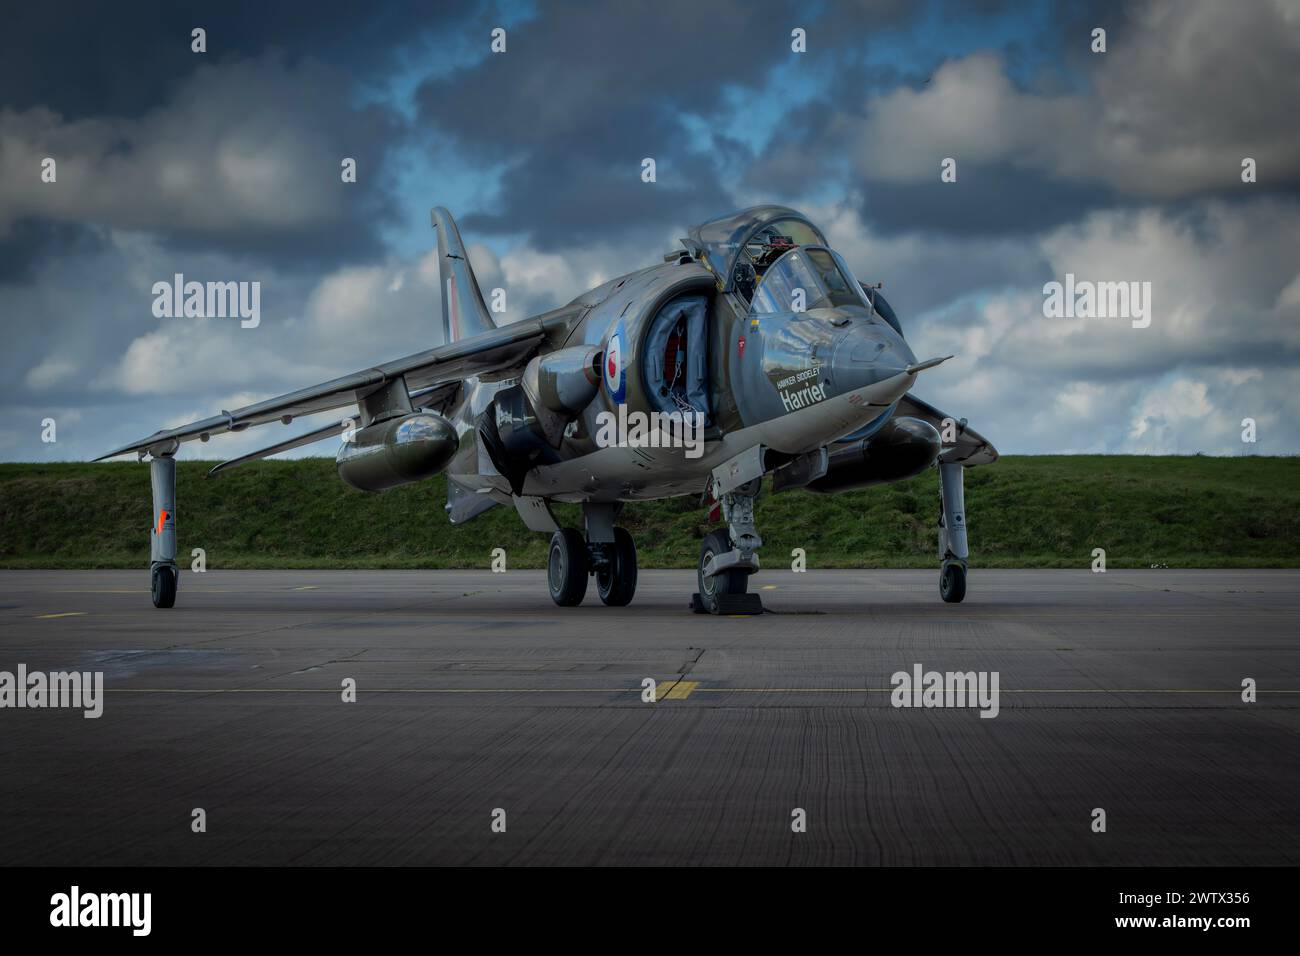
[
  {"left": 761, "top": 585, "right": 777, "bottom": 590},
  {"left": 34, "top": 612, "right": 86, "bottom": 619},
  {"left": 661, "top": 680, "right": 700, "bottom": 700}
]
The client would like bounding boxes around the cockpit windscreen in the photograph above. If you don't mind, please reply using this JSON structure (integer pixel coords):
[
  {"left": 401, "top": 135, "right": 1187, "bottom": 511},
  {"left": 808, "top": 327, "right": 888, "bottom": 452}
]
[{"left": 751, "top": 247, "right": 864, "bottom": 314}]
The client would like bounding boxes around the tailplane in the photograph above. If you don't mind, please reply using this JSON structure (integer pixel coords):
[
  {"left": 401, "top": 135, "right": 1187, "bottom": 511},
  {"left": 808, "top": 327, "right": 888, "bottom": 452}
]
[{"left": 432, "top": 206, "right": 499, "bottom": 343}]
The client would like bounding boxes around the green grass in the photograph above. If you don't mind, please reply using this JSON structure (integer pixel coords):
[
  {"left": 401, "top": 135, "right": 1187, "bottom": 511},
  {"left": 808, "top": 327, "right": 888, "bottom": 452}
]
[{"left": 1, "top": 456, "right": 1298, "bottom": 569}]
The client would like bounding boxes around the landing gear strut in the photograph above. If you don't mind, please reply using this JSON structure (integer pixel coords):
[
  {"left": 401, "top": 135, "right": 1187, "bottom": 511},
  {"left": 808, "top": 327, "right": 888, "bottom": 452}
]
[
  {"left": 148, "top": 445, "right": 180, "bottom": 609},
  {"left": 938, "top": 461, "right": 969, "bottom": 604},
  {"left": 694, "top": 450, "right": 766, "bottom": 614}
]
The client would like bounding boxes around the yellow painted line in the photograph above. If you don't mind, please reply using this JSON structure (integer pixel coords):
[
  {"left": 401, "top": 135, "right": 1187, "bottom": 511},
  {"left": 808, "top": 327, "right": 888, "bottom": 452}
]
[
  {"left": 103, "top": 688, "right": 638, "bottom": 695},
  {"left": 661, "top": 680, "right": 700, "bottom": 700},
  {"left": 761, "top": 585, "right": 777, "bottom": 590},
  {"left": 33, "top": 612, "right": 87, "bottom": 619},
  {"left": 60, "top": 590, "right": 149, "bottom": 594},
  {"left": 96, "top": 686, "right": 1300, "bottom": 695},
  {"left": 55, "top": 588, "right": 240, "bottom": 593}
]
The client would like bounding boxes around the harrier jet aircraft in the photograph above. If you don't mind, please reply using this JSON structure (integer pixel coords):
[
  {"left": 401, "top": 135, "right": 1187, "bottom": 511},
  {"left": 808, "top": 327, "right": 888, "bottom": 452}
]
[{"left": 98, "top": 205, "right": 996, "bottom": 612}]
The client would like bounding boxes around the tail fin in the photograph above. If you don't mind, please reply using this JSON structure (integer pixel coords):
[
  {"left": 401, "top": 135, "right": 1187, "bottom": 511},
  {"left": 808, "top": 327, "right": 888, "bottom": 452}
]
[{"left": 432, "top": 206, "right": 499, "bottom": 343}]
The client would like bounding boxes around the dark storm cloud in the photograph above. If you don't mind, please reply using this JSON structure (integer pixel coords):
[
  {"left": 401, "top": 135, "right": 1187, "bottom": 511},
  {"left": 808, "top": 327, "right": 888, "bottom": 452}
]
[
  {"left": 740, "top": 60, "right": 1116, "bottom": 242},
  {"left": 0, "top": 0, "right": 463, "bottom": 119},
  {"left": 414, "top": 0, "right": 926, "bottom": 245},
  {"left": 738, "top": 61, "right": 902, "bottom": 198},
  {"left": 0, "top": 219, "right": 105, "bottom": 284},
  {"left": 747, "top": 0, "right": 1300, "bottom": 241},
  {"left": 5, "top": 0, "right": 1300, "bottom": 461},
  {"left": 458, "top": 116, "right": 736, "bottom": 246},
  {"left": 0, "top": 54, "right": 402, "bottom": 273},
  {"left": 828, "top": 0, "right": 1300, "bottom": 239},
  {"left": 858, "top": 164, "right": 1119, "bottom": 237},
  {"left": 419, "top": 0, "right": 806, "bottom": 152},
  {"left": 0, "top": 2, "right": 478, "bottom": 274}
]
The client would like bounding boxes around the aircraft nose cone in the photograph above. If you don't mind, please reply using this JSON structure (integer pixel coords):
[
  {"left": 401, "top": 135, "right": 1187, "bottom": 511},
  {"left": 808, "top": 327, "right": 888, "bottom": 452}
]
[{"left": 830, "top": 318, "right": 917, "bottom": 392}]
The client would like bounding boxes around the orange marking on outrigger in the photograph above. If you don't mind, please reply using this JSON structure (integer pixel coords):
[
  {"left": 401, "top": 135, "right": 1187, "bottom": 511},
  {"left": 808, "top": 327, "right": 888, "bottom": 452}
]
[{"left": 156, "top": 509, "right": 168, "bottom": 534}]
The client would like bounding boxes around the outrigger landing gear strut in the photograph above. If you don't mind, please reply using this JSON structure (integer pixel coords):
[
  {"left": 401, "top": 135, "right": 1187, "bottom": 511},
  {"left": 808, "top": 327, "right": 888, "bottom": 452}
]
[
  {"left": 938, "top": 461, "right": 968, "bottom": 603},
  {"left": 148, "top": 441, "right": 180, "bottom": 608}
]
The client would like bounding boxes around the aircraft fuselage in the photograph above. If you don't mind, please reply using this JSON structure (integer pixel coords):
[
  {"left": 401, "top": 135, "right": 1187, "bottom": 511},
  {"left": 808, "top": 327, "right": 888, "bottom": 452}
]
[{"left": 444, "top": 254, "right": 921, "bottom": 505}]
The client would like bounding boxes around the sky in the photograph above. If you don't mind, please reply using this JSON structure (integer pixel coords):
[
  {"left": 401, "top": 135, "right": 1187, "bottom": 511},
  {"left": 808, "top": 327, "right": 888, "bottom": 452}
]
[{"left": 2, "top": 0, "right": 1299, "bottom": 462}]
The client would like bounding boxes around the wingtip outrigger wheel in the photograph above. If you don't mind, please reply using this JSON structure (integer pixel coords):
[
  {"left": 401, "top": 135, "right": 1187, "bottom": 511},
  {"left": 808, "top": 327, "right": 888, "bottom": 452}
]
[
  {"left": 937, "top": 460, "right": 969, "bottom": 604},
  {"left": 939, "top": 560, "right": 967, "bottom": 603},
  {"left": 148, "top": 443, "right": 180, "bottom": 608}
]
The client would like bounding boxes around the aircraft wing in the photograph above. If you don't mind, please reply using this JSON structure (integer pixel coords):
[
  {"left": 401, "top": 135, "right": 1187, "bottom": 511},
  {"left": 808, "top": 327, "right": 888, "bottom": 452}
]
[
  {"left": 203, "top": 380, "right": 463, "bottom": 477},
  {"left": 896, "top": 393, "right": 998, "bottom": 466},
  {"left": 96, "top": 314, "right": 564, "bottom": 461}
]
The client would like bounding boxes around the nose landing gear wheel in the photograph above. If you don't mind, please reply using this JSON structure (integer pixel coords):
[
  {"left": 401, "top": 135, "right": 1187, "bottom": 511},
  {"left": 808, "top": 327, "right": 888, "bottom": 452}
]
[
  {"left": 940, "top": 561, "right": 967, "bottom": 603},
  {"left": 696, "top": 529, "right": 748, "bottom": 614},
  {"left": 548, "top": 528, "right": 588, "bottom": 606},
  {"left": 596, "top": 527, "right": 638, "bottom": 607},
  {"left": 151, "top": 565, "right": 178, "bottom": 609}
]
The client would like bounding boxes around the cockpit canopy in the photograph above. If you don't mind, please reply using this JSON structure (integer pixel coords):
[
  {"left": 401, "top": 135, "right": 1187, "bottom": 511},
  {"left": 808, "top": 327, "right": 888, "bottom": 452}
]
[
  {"left": 751, "top": 246, "right": 863, "bottom": 314},
  {"left": 685, "top": 205, "right": 830, "bottom": 294}
]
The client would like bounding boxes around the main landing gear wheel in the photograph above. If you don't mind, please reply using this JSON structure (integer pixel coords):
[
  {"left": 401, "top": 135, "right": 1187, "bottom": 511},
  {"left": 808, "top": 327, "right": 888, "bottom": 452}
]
[
  {"left": 548, "top": 528, "right": 588, "bottom": 607},
  {"left": 151, "top": 565, "right": 178, "bottom": 609},
  {"left": 696, "top": 528, "right": 748, "bottom": 614},
  {"left": 940, "top": 561, "right": 967, "bottom": 604},
  {"left": 596, "top": 527, "right": 638, "bottom": 607}
]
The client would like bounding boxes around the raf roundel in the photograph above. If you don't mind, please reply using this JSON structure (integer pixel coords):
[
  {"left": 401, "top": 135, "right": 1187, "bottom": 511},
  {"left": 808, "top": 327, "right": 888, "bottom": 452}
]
[{"left": 604, "top": 324, "right": 626, "bottom": 402}]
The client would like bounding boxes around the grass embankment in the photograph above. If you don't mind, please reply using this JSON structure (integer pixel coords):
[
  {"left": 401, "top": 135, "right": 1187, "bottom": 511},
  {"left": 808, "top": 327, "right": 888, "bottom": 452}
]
[{"left": 1, "top": 456, "right": 1297, "bottom": 569}]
